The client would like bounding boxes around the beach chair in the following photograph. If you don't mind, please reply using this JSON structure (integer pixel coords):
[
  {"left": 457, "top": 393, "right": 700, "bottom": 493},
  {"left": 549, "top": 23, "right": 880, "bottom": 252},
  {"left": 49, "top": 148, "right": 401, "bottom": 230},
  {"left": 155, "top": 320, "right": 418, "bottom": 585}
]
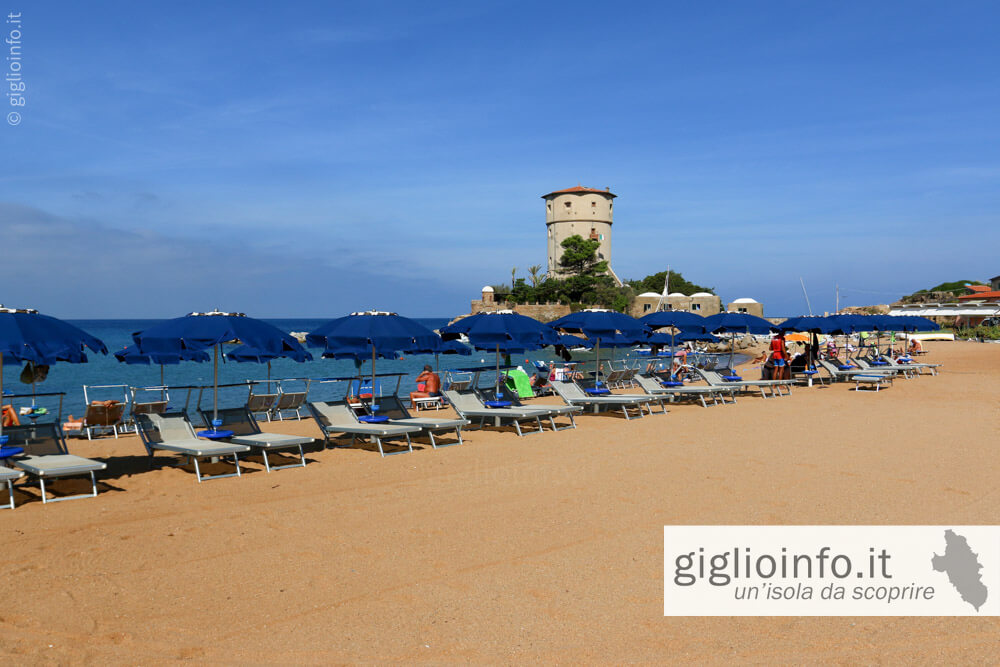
[
  {"left": 634, "top": 373, "right": 735, "bottom": 407},
  {"left": 5, "top": 423, "right": 107, "bottom": 503},
  {"left": 134, "top": 412, "right": 250, "bottom": 482},
  {"left": 548, "top": 378, "right": 665, "bottom": 419},
  {"left": 307, "top": 400, "right": 420, "bottom": 456},
  {"left": 696, "top": 369, "right": 793, "bottom": 398},
  {"left": 815, "top": 359, "right": 894, "bottom": 385},
  {"left": 360, "top": 395, "right": 468, "bottom": 448},
  {"left": 853, "top": 374, "right": 891, "bottom": 391},
  {"left": 271, "top": 379, "right": 310, "bottom": 421},
  {"left": 246, "top": 382, "right": 279, "bottom": 421},
  {"left": 474, "top": 386, "right": 581, "bottom": 431},
  {"left": 0, "top": 465, "right": 22, "bottom": 509},
  {"left": 129, "top": 386, "right": 170, "bottom": 417},
  {"left": 198, "top": 406, "right": 313, "bottom": 472},
  {"left": 74, "top": 384, "right": 130, "bottom": 439},
  {"left": 442, "top": 388, "right": 550, "bottom": 436},
  {"left": 853, "top": 358, "right": 910, "bottom": 379},
  {"left": 880, "top": 355, "right": 941, "bottom": 376}
]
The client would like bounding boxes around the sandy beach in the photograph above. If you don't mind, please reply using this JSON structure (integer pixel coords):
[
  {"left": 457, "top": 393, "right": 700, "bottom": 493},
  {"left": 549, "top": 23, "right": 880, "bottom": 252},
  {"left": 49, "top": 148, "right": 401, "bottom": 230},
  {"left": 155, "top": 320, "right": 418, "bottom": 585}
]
[{"left": 1, "top": 340, "right": 997, "bottom": 663}]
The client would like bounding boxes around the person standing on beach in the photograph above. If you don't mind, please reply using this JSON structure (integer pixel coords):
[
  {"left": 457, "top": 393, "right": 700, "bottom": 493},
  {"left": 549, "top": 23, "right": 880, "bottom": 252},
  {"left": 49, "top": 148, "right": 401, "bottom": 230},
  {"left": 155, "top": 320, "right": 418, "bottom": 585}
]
[{"left": 770, "top": 333, "right": 789, "bottom": 380}]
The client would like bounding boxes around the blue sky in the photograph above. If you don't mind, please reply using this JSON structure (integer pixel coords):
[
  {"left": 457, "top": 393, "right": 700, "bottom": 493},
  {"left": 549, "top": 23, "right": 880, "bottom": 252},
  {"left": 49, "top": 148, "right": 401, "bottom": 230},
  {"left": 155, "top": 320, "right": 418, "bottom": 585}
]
[{"left": 2, "top": 1, "right": 998, "bottom": 318}]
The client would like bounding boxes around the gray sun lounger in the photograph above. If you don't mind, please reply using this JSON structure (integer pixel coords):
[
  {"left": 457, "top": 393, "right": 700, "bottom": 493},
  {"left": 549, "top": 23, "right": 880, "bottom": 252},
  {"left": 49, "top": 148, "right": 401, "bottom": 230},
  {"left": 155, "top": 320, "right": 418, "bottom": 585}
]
[
  {"left": 881, "top": 356, "right": 941, "bottom": 375},
  {"left": 199, "top": 406, "right": 313, "bottom": 472},
  {"left": 853, "top": 358, "right": 909, "bottom": 378},
  {"left": 697, "top": 369, "right": 794, "bottom": 398},
  {"left": 4, "top": 423, "right": 107, "bottom": 504},
  {"left": 308, "top": 400, "right": 421, "bottom": 456},
  {"left": 442, "top": 389, "right": 552, "bottom": 436},
  {"left": 472, "top": 387, "right": 582, "bottom": 431},
  {"left": 135, "top": 412, "right": 251, "bottom": 482},
  {"left": 360, "top": 394, "right": 468, "bottom": 448},
  {"left": 549, "top": 379, "right": 665, "bottom": 419},
  {"left": 634, "top": 373, "right": 735, "bottom": 407},
  {"left": 0, "top": 465, "right": 23, "bottom": 509},
  {"left": 816, "top": 359, "right": 894, "bottom": 384}
]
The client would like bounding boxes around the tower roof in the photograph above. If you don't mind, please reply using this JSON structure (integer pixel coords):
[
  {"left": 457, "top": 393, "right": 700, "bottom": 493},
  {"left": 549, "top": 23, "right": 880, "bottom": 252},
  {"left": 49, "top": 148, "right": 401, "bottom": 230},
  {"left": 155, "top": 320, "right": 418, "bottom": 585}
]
[{"left": 541, "top": 185, "right": 616, "bottom": 199}]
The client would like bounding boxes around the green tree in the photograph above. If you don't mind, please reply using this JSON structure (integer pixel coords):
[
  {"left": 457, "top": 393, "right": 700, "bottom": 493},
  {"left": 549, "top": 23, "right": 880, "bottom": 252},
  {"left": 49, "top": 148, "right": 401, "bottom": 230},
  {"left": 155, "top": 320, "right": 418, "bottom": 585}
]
[
  {"left": 628, "top": 270, "right": 714, "bottom": 296},
  {"left": 527, "top": 264, "right": 544, "bottom": 287},
  {"left": 559, "top": 235, "right": 608, "bottom": 276}
]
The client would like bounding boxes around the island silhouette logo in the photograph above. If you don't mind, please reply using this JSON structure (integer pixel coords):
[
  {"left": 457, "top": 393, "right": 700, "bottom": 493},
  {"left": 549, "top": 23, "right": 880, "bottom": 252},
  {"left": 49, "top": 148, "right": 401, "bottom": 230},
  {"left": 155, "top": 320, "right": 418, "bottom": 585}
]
[{"left": 931, "top": 529, "right": 989, "bottom": 612}]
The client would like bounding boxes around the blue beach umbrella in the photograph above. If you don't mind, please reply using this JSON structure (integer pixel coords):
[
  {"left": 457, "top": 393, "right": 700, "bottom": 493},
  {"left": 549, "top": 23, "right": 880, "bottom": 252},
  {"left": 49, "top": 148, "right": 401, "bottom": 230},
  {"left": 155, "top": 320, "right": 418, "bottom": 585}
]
[
  {"left": 641, "top": 311, "right": 706, "bottom": 366},
  {"left": 115, "top": 343, "right": 211, "bottom": 391},
  {"left": 226, "top": 343, "right": 314, "bottom": 383},
  {"left": 549, "top": 309, "right": 648, "bottom": 385},
  {"left": 307, "top": 310, "right": 441, "bottom": 402},
  {"left": 132, "top": 310, "right": 310, "bottom": 423},
  {"left": 0, "top": 305, "right": 107, "bottom": 437},
  {"left": 440, "top": 311, "right": 559, "bottom": 391},
  {"left": 703, "top": 312, "right": 777, "bottom": 371}
]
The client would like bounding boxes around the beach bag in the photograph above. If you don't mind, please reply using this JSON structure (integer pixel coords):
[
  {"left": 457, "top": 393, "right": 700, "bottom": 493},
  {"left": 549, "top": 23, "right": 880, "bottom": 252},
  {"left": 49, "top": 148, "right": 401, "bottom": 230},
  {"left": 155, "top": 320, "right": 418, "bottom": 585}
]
[{"left": 19, "top": 362, "right": 49, "bottom": 384}]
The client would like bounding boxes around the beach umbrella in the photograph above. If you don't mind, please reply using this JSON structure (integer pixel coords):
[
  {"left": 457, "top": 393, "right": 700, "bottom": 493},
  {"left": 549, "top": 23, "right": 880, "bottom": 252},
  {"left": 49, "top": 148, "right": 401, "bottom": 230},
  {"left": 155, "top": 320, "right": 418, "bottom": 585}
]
[
  {"left": 307, "top": 311, "right": 440, "bottom": 404},
  {"left": 441, "top": 311, "right": 559, "bottom": 393},
  {"left": 226, "top": 343, "right": 314, "bottom": 383},
  {"left": 702, "top": 312, "right": 777, "bottom": 372},
  {"left": 132, "top": 310, "right": 309, "bottom": 424},
  {"left": 549, "top": 309, "right": 647, "bottom": 386},
  {"left": 641, "top": 311, "right": 706, "bottom": 371},
  {"left": 115, "top": 344, "right": 211, "bottom": 391},
  {"left": 434, "top": 337, "right": 472, "bottom": 372},
  {"left": 0, "top": 305, "right": 107, "bottom": 438}
]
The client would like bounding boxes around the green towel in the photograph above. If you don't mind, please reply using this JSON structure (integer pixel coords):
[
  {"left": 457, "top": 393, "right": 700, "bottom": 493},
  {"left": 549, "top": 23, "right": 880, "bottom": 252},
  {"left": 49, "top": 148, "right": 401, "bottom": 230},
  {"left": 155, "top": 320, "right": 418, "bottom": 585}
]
[{"left": 504, "top": 369, "right": 535, "bottom": 399}]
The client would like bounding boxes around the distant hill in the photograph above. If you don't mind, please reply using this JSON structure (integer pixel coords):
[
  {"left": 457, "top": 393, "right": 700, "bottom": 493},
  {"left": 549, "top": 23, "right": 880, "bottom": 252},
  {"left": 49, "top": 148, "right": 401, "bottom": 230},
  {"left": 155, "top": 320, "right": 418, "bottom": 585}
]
[{"left": 908, "top": 280, "right": 984, "bottom": 297}]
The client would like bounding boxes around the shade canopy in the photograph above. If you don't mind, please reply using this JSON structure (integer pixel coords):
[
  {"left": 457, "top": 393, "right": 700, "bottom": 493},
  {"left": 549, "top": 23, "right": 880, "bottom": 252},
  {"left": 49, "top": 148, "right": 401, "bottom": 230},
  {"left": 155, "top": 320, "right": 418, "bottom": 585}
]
[
  {"left": 439, "top": 310, "right": 559, "bottom": 352},
  {"left": 0, "top": 306, "right": 107, "bottom": 364},
  {"left": 777, "top": 316, "right": 841, "bottom": 334},
  {"left": 225, "top": 344, "right": 314, "bottom": 363},
  {"left": 549, "top": 309, "right": 647, "bottom": 343},
  {"left": 702, "top": 312, "right": 776, "bottom": 335},
  {"left": 306, "top": 310, "right": 440, "bottom": 359},
  {"left": 115, "top": 344, "right": 210, "bottom": 365},
  {"left": 132, "top": 311, "right": 309, "bottom": 361},
  {"left": 640, "top": 311, "right": 705, "bottom": 331}
]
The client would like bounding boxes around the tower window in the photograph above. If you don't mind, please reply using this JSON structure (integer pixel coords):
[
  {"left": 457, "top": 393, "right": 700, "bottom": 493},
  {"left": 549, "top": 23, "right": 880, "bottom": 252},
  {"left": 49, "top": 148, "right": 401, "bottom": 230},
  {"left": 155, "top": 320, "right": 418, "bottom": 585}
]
[
  {"left": 591, "top": 201, "right": 596, "bottom": 208},
  {"left": 564, "top": 202, "right": 571, "bottom": 209},
  {"left": 691, "top": 303, "right": 701, "bottom": 311}
]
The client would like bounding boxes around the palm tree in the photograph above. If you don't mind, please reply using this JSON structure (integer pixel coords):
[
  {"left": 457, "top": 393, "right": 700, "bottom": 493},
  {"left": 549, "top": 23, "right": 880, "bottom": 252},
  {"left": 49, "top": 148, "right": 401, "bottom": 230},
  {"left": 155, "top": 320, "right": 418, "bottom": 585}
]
[
  {"left": 527, "top": 264, "right": 544, "bottom": 287},
  {"left": 511, "top": 267, "right": 517, "bottom": 290}
]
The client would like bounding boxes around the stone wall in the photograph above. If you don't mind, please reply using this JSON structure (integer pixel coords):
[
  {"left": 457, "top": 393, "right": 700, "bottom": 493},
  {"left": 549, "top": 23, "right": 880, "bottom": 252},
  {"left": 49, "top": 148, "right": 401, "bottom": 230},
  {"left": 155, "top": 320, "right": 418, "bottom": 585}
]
[{"left": 468, "top": 299, "right": 571, "bottom": 323}]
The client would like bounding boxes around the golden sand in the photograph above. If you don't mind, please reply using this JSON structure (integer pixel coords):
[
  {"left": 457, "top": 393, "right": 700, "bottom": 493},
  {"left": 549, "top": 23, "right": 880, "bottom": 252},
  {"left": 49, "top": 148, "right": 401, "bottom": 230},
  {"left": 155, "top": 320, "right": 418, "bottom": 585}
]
[{"left": 1, "top": 341, "right": 997, "bottom": 662}]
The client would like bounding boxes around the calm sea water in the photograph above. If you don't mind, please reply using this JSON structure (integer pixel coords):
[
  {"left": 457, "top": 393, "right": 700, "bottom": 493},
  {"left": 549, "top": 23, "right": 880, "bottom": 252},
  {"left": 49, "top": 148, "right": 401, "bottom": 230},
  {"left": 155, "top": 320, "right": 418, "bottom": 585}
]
[{"left": 1, "top": 318, "right": 749, "bottom": 419}]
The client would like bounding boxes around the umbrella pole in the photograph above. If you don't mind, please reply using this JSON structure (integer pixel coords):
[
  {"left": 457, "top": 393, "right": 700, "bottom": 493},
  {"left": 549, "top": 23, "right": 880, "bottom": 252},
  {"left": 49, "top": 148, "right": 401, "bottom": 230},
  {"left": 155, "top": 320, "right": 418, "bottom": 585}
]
[
  {"left": 595, "top": 339, "right": 601, "bottom": 386},
  {"left": 371, "top": 343, "right": 376, "bottom": 409},
  {"left": 496, "top": 343, "right": 500, "bottom": 397},
  {"left": 213, "top": 344, "right": 219, "bottom": 424},
  {"left": 670, "top": 329, "right": 676, "bottom": 380},
  {"left": 160, "top": 364, "right": 165, "bottom": 402},
  {"left": 0, "top": 351, "right": 4, "bottom": 438}
]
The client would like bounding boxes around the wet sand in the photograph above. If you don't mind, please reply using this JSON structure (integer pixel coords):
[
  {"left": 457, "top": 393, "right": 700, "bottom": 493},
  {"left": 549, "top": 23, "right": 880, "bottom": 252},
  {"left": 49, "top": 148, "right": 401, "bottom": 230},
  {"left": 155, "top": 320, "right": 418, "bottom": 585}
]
[{"left": 1, "top": 341, "right": 997, "bottom": 663}]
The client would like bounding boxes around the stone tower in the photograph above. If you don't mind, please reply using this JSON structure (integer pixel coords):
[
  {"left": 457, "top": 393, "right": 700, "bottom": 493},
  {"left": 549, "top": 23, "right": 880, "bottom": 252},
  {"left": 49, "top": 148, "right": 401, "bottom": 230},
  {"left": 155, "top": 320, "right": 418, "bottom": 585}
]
[{"left": 542, "top": 185, "right": 616, "bottom": 279}]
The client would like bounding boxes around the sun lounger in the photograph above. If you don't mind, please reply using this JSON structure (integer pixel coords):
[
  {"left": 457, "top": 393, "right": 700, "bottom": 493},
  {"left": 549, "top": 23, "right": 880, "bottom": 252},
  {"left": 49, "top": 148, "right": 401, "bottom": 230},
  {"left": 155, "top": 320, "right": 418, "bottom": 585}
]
[
  {"left": 854, "top": 374, "right": 891, "bottom": 391},
  {"left": 634, "top": 373, "right": 735, "bottom": 407},
  {"left": 696, "top": 369, "right": 794, "bottom": 398},
  {"left": 4, "top": 423, "right": 107, "bottom": 503},
  {"left": 880, "top": 356, "right": 941, "bottom": 376},
  {"left": 198, "top": 406, "right": 313, "bottom": 472},
  {"left": 134, "top": 412, "right": 251, "bottom": 482},
  {"left": 0, "top": 465, "right": 23, "bottom": 509},
  {"left": 246, "top": 384, "right": 279, "bottom": 421},
  {"left": 473, "top": 387, "right": 581, "bottom": 431},
  {"left": 442, "top": 389, "right": 551, "bottom": 436},
  {"left": 548, "top": 378, "right": 665, "bottom": 419},
  {"left": 307, "top": 400, "right": 421, "bottom": 456},
  {"left": 853, "top": 358, "right": 909, "bottom": 378},
  {"left": 816, "top": 359, "right": 894, "bottom": 385},
  {"left": 272, "top": 380, "right": 310, "bottom": 421},
  {"left": 360, "top": 395, "right": 468, "bottom": 448}
]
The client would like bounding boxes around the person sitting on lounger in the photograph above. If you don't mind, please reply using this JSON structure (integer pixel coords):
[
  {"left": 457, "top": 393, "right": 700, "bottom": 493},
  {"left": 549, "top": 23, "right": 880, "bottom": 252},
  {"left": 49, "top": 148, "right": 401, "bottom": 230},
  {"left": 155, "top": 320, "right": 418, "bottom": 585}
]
[
  {"left": 409, "top": 365, "right": 441, "bottom": 409},
  {"left": 908, "top": 338, "right": 923, "bottom": 355}
]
